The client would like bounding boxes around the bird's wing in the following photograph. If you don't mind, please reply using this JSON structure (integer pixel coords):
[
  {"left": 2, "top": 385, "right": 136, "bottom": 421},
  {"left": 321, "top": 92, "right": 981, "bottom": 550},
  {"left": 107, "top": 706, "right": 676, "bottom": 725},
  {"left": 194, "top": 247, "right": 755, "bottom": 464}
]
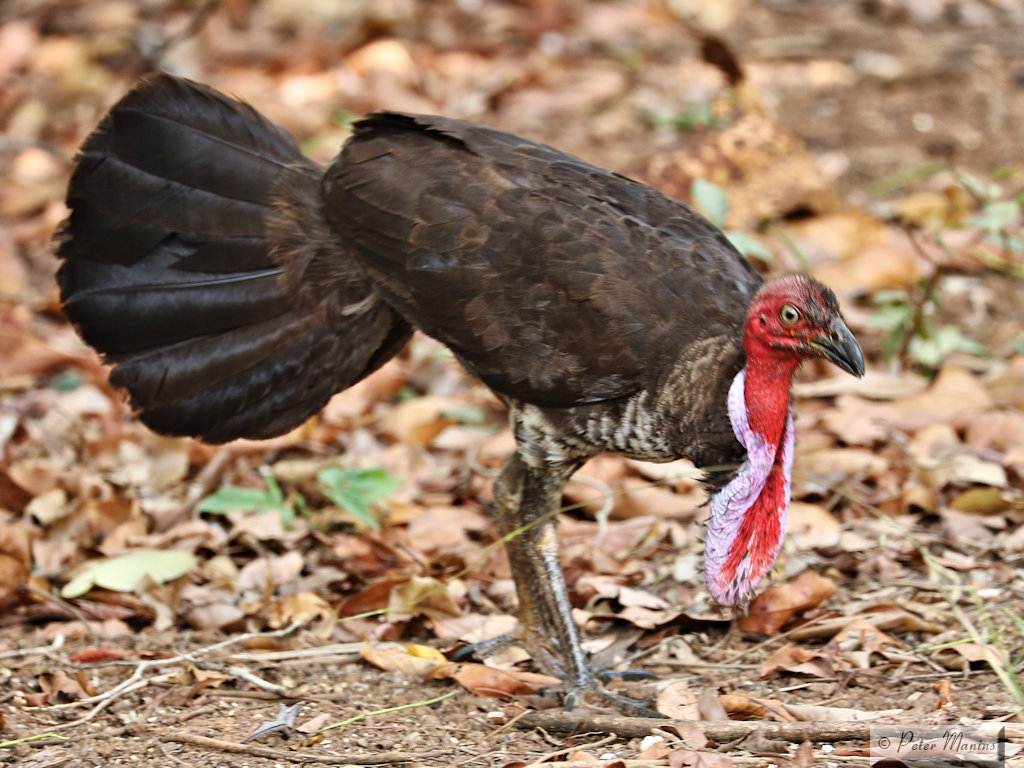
[{"left": 323, "top": 112, "right": 762, "bottom": 406}]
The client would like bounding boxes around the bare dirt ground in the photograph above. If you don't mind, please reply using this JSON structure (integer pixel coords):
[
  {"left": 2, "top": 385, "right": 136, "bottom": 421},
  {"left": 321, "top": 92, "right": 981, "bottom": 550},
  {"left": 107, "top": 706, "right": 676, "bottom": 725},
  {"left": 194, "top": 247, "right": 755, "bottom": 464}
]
[{"left": 1, "top": 0, "right": 1023, "bottom": 766}]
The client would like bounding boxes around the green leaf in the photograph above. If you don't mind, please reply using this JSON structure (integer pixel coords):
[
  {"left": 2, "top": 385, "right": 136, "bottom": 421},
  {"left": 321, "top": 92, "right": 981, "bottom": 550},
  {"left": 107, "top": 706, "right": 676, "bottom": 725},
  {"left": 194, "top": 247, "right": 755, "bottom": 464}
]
[
  {"left": 865, "top": 303, "right": 914, "bottom": 331},
  {"left": 979, "top": 200, "right": 1019, "bottom": 234},
  {"left": 198, "top": 486, "right": 278, "bottom": 514},
  {"left": 318, "top": 467, "right": 400, "bottom": 531},
  {"left": 909, "top": 324, "right": 962, "bottom": 368},
  {"left": 724, "top": 230, "right": 774, "bottom": 264},
  {"left": 198, "top": 479, "right": 300, "bottom": 527},
  {"left": 691, "top": 178, "right": 729, "bottom": 229},
  {"left": 62, "top": 550, "right": 197, "bottom": 598}
]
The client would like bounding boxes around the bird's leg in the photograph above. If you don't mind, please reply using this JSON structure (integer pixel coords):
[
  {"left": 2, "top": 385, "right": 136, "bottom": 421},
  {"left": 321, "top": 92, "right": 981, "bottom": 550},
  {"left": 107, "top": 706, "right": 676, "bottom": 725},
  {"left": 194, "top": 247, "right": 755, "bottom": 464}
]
[{"left": 485, "top": 452, "right": 658, "bottom": 715}]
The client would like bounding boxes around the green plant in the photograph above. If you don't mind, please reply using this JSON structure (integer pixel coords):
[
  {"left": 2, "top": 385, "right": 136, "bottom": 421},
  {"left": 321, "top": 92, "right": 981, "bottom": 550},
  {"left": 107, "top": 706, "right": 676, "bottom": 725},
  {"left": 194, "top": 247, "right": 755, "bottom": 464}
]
[
  {"left": 648, "top": 103, "right": 730, "bottom": 133},
  {"left": 960, "top": 170, "right": 1024, "bottom": 262},
  {"left": 317, "top": 466, "right": 400, "bottom": 531},
  {"left": 866, "top": 287, "right": 986, "bottom": 369},
  {"left": 198, "top": 467, "right": 307, "bottom": 528},
  {"left": 690, "top": 179, "right": 774, "bottom": 264}
]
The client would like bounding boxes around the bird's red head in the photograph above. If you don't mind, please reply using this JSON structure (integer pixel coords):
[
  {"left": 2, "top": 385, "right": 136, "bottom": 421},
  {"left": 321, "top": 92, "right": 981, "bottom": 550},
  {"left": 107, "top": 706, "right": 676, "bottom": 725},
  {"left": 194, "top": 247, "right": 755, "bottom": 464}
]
[
  {"left": 705, "top": 275, "right": 863, "bottom": 607},
  {"left": 743, "top": 275, "right": 864, "bottom": 379}
]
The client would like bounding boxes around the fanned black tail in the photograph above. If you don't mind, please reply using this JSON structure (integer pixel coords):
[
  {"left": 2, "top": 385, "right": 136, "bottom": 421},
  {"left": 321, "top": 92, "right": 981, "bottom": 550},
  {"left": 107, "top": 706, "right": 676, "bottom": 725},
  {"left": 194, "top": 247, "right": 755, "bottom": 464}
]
[{"left": 58, "top": 74, "right": 410, "bottom": 443}]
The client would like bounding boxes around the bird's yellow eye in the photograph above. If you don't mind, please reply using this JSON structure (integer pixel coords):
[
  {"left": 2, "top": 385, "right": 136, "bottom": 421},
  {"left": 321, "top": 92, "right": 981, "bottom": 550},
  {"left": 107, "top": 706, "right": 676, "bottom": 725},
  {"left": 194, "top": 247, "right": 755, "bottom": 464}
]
[{"left": 779, "top": 304, "right": 801, "bottom": 325}]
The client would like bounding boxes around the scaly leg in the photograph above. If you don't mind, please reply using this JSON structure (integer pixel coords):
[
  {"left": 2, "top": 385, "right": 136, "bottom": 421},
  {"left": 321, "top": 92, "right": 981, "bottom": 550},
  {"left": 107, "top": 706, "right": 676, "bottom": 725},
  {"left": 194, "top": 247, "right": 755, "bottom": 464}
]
[{"left": 482, "top": 452, "right": 658, "bottom": 715}]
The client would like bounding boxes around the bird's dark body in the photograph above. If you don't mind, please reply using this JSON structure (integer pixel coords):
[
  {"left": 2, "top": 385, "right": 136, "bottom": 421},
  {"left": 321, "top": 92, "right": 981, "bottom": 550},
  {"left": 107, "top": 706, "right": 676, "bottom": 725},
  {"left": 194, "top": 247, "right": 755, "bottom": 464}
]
[
  {"left": 59, "top": 76, "right": 759, "bottom": 485},
  {"left": 59, "top": 75, "right": 835, "bottom": 714},
  {"left": 323, "top": 114, "right": 759, "bottom": 481}
]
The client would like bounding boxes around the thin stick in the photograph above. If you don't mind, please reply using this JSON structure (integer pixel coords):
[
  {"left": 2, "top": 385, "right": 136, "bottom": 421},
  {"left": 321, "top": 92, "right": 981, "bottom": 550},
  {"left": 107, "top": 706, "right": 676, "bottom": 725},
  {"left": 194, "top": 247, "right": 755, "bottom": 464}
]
[
  {"left": 319, "top": 690, "right": 457, "bottom": 733},
  {"left": 157, "top": 732, "right": 437, "bottom": 764},
  {"left": 513, "top": 711, "right": 902, "bottom": 742},
  {"left": 524, "top": 732, "right": 617, "bottom": 767}
]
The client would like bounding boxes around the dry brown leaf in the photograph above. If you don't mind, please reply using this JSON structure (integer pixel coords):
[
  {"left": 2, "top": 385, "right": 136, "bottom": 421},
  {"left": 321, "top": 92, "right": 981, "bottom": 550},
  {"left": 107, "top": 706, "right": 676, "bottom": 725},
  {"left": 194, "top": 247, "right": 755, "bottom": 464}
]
[
  {"left": 796, "top": 448, "right": 888, "bottom": 481},
  {"left": 361, "top": 641, "right": 442, "bottom": 678},
  {"left": 931, "top": 642, "right": 1008, "bottom": 670},
  {"left": 657, "top": 679, "right": 700, "bottom": 719},
  {"left": 759, "top": 642, "right": 836, "bottom": 678},
  {"left": 718, "top": 694, "right": 796, "bottom": 721},
  {"left": 25, "top": 488, "right": 69, "bottom": 526},
  {"left": 697, "top": 686, "right": 729, "bottom": 723},
  {"left": 636, "top": 739, "right": 674, "bottom": 759},
  {"left": 814, "top": 244, "right": 924, "bottom": 293},
  {"left": 786, "top": 502, "right": 841, "bottom": 549},
  {"left": 388, "top": 576, "right": 461, "bottom": 622},
  {"left": 793, "top": 370, "right": 928, "bottom": 401},
  {"left": 430, "top": 661, "right": 559, "bottom": 698},
  {"left": 670, "top": 750, "right": 736, "bottom": 768},
  {"left": 897, "top": 365, "right": 994, "bottom": 423},
  {"left": 825, "top": 618, "right": 902, "bottom": 656},
  {"left": 273, "top": 592, "right": 336, "bottom": 634},
  {"left": 947, "top": 487, "right": 1011, "bottom": 515},
  {"left": 738, "top": 571, "right": 836, "bottom": 634},
  {"left": 0, "top": 552, "right": 29, "bottom": 609},
  {"left": 614, "top": 477, "right": 700, "bottom": 520},
  {"left": 406, "top": 505, "right": 490, "bottom": 552},
  {"left": 238, "top": 551, "right": 305, "bottom": 589},
  {"left": 648, "top": 112, "right": 829, "bottom": 230},
  {"left": 337, "top": 578, "right": 397, "bottom": 618},
  {"left": 791, "top": 740, "right": 815, "bottom": 768},
  {"left": 378, "top": 395, "right": 460, "bottom": 446},
  {"left": 0, "top": 469, "right": 33, "bottom": 514}
]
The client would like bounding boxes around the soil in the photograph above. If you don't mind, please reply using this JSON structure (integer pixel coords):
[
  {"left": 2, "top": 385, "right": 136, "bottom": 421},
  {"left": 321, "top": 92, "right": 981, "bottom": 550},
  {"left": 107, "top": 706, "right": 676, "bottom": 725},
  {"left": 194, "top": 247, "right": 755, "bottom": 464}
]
[{"left": 2, "top": 620, "right": 1013, "bottom": 767}]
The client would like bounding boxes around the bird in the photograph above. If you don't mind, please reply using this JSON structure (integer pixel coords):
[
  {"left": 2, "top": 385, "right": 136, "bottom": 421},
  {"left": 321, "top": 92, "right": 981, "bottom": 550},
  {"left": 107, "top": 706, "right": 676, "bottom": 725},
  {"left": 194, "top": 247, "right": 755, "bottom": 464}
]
[{"left": 57, "top": 73, "right": 864, "bottom": 714}]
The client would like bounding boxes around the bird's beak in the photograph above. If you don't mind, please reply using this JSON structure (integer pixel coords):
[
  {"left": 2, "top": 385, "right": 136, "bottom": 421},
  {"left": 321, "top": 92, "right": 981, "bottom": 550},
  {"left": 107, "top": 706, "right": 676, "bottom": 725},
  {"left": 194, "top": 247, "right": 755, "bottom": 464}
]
[{"left": 810, "top": 317, "right": 865, "bottom": 377}]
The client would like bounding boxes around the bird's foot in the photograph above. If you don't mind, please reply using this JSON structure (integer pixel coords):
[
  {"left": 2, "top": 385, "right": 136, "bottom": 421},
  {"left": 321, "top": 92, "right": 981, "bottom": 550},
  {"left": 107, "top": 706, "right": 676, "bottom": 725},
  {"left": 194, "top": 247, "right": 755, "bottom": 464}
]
[
  {"left": 449, "top": 628, "right": 566, "bottom": 678},
  {"left": 558, "top": 671, "right": 662, "bottom": 718},
  {"left": 451, "top": 631, "right": 661, "bottom": 718}
]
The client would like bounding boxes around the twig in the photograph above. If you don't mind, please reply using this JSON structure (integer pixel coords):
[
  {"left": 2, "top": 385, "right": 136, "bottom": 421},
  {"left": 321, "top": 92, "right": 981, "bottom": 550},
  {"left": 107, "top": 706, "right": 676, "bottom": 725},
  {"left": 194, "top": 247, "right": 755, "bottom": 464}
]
[
  {"left": 319, "top": 690, "right": 457, "bottom": 733},
  {"left": 21, "top": 584, "right": 101, "bottom": 645},
  {"left": 0, "top": 732, "right": 70, "bottom": 749},
  {"left": 524, "top": 732, "right": 617, "bottom": 767},
  {"left": 30, "top": 621, "right": 302, "bottom": 721},
  {"left": 513, "top": 711, "right": 897, "bottom": 742},
  {"left": 0, "top": 634, "right": 64, "bottom": 661},
  {"left": 151, "top": 735, "right": 189, "bottom": 766},
  {"left": 157, "top": 732, "right": 437, "bottom": 764}
]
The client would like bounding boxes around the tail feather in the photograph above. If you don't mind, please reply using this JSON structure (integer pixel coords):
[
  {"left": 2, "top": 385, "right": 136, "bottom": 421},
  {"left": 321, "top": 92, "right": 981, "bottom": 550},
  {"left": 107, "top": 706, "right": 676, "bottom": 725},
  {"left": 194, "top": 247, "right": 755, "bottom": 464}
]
[{"left": 58, "top": 73, "right": 410, "bottom": 443}]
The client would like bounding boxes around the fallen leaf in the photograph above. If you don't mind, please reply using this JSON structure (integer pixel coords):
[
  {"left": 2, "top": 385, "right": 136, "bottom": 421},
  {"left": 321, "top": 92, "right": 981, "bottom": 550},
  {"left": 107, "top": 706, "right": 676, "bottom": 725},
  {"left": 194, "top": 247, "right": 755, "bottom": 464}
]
[
  {"left": 430, "top": 661, "right": 559, "bottom": 698},
  {"left": 361, "top": 641, "right": 443, "bottom": 678},
  {"left": 657, "top": 680, "right": 700, "bottom": 719},
  {"left": 718, "top": 694, "right": 795, "bottom": 721},
  {"left": 791, "top": 740, "right": 814, "bottom": 768},
  {"left": 238, "top": 551, "right": 305, "bottom": 589},
  {"left": 388, "top": 576, "right": 462, "bottom": 622},
  {"left": 760, "top": 643, "right": 836, "bottom": 678},
  {"left": 61, "top": 550, "right": 197, "bottom": 598},
  {"left": 739, "top": 571, "right": 836, "bottom": 634},
  {"left": 824, "top": 618, "right": 902, "bottom": 656}
]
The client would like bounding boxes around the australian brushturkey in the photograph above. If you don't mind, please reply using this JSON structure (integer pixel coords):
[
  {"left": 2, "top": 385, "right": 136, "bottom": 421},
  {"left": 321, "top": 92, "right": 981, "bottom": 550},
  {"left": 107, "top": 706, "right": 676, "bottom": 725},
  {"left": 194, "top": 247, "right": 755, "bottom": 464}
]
[{"left": 57, "top": 74, "right": 864, "bottom": 713}]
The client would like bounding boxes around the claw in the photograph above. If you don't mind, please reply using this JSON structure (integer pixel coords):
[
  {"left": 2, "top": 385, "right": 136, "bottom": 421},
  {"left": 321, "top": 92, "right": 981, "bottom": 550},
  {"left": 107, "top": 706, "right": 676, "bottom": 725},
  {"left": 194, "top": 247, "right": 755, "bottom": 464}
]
[
  {"left": 598, "top": 668, "right": 658, "bottom": 682},
  {"left": 563, "top": 674, "right": 662, "bottom": 718}
]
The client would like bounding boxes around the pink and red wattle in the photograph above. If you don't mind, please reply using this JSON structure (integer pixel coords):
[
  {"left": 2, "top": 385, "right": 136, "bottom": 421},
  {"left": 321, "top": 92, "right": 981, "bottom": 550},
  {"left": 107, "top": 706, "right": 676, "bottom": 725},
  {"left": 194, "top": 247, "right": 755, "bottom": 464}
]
[{"left": 704, "top": 370, "right": 795, "bottom": 606}]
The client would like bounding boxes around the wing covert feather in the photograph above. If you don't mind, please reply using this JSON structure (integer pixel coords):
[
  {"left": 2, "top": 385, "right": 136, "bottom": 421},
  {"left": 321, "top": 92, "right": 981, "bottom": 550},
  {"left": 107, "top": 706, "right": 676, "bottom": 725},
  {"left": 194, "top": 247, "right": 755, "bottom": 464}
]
[{"left": 324, "top": 113, "right": 762, "bottom": 406}]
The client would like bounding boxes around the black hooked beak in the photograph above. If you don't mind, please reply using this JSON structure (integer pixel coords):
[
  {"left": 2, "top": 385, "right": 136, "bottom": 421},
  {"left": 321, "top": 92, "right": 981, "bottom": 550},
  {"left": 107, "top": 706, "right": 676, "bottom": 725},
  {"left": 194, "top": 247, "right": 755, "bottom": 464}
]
[{"left": 810, "top": 317, "right": 865, "bottom": 377}]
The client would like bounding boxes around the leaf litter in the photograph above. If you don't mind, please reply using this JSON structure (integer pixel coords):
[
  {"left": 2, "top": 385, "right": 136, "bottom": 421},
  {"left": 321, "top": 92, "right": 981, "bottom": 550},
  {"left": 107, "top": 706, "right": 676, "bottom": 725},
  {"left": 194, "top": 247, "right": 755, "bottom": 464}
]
[{"left": 1, "top": 1, "right": 1024, "bottom": 766}]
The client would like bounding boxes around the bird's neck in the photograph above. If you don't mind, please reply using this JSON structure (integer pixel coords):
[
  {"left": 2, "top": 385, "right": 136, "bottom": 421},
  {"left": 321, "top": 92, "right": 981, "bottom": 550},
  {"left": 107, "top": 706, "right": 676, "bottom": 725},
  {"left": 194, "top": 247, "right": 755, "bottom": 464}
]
[
  {"left": 741, "top": 349, "right": 800, "bottom": 446},
  {"left": 703, "top": 354, "right": 797, "bottom": 606}
]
